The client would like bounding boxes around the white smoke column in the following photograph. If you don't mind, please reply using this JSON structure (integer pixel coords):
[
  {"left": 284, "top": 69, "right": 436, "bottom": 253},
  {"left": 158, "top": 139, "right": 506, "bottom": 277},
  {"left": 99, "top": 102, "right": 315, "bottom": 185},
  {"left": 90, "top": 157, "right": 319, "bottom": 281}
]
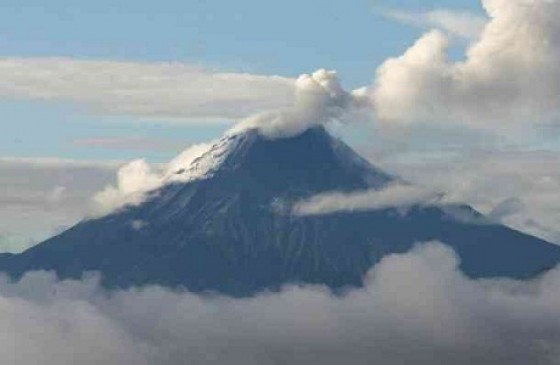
[{"left": 234, "top": 69, "right": 368, "bottom": 138}]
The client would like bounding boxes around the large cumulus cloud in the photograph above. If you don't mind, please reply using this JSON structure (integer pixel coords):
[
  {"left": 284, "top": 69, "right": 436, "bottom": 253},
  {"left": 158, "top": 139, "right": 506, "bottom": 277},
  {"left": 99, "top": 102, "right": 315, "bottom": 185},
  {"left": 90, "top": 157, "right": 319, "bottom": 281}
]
[
  {"left": 373, "top": 0, "right": 560, "bottom": 129},
  {"left": 2, "top": 242, "right": 560, "bottom": 364}
]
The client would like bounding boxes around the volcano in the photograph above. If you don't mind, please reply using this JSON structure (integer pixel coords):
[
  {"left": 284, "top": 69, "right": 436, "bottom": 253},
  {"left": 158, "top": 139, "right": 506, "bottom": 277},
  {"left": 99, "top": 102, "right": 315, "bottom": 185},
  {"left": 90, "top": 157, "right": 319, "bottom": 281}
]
[{"left": 1, "top": 127, "right": 559, "bottom": 296}]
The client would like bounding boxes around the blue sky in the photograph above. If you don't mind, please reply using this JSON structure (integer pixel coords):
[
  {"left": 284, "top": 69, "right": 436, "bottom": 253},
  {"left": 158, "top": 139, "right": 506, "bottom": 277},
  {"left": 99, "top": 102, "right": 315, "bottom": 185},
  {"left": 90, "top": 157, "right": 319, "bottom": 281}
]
[
  {"left": 1, "top": 0, "right": 481, "bottom": 79},
  {"left": 0, "top": 0, "right": 485, "bottom": 162},
  {"left": 2, "top": 0, "right": 560, "bottom": 252}
]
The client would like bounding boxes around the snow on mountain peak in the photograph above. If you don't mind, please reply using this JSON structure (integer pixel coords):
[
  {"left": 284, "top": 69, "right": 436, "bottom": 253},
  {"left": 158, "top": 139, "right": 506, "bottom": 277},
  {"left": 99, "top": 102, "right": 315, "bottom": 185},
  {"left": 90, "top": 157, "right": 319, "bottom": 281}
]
[
  {"left": 166, "top": 132, "right": 246, "bottom": 183},
  {"left": 89, "top": 129, "right": 251, "bottom": 217}
]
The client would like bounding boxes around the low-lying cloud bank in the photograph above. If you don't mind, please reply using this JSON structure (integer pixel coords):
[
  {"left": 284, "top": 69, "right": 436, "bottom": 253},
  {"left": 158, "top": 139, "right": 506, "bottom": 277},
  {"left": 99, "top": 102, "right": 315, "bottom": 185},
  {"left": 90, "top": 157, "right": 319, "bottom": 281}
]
[
  {"left": 2, "top": 242, "right": 560, "bottom": 364},
  {"left": 293, "top": 183, "right": 441, "bottom": 216}
]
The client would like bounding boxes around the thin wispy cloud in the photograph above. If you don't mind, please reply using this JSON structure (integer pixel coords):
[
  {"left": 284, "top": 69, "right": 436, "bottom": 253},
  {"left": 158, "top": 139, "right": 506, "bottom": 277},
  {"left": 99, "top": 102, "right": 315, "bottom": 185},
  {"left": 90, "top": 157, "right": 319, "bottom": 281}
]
[
  {"left": 70, "top": 137, "right": 189, "bottom": 152},
  {"left": 0, "top": 58, "right": 295, "bottom": 121},
  {"left": 380, "top": 8, "right": 487, "bottom": 40},
  {"left": 293, "top": 183, "right": 441, "bottom": 216},
  {"left": 377, "top": 150, "right": 560, "bottom": 244}
]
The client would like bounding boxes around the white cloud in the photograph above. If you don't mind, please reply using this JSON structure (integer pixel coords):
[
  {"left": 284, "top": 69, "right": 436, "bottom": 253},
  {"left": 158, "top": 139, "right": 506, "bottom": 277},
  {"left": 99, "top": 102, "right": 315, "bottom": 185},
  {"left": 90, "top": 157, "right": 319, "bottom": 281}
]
[
  {"left": 373, "top": 0, "right": 560, "bottom": 130},
  {"left": 2, "top": 242, "right": 560, "bottom": 364},
  {"left": 0, "top": 156, "right": 122, "bottom": 169},
  {"left": 293, "top": 183, "right": 441, "bottom": 216},
  {"left": 165, "top": 142, "right": 214, "bottom": 176},
  {"left": 90, "top": 142, "right": 213, "bottom": 217},
  {"left": 0, "top": 234, "right": 35, "bottom": 255},
  {"left": 375, "top": 150, "right": 560, "bottom": 244},
  {"left": 234, "top": 69, "right": 368, "bottom": 138},
  {"left": 91, "top": 159, "right": 163, "bottom": 217},
  {"left": 381, "top": 8, "right": 487, "bottom": 39},
  {"left": 0, "top": 58, "right": 295, "bottom": 121},
  {"left": 0, "top": 158, "right": 117, "bottom": 252},
  {"left": 130, "top": 220, "right": 148, "bottom": 231},
  {"left": 70, "top": 137, "right": 190, "bottom": 152}
]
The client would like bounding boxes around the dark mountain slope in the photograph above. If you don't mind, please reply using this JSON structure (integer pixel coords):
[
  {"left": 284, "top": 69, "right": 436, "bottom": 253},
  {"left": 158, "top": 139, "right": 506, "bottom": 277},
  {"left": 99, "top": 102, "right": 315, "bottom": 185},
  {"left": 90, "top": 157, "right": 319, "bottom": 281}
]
[{"left": 0, "top": 127, "right": 558, "bottom": 296}]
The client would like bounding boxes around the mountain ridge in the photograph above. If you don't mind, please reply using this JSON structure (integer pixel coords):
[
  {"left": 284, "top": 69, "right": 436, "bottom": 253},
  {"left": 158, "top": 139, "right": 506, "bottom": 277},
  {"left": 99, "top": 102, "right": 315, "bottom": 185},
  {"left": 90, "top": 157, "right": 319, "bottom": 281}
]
[{"left": 0, "top": 126, "right": 559, "bottom": 296}]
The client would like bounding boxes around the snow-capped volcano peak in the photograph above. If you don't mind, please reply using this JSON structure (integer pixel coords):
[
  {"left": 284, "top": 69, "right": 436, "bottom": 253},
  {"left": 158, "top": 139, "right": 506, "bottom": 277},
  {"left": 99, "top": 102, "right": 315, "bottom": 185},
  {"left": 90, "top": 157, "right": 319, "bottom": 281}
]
[
  {"left": 166, "top": 131, "right": 247, "bottom": 184},
  {"left": 164, "top": 125, "right": 392, "bottom": 193},
  {"left": 4, "top": 125, "right": 560, "bottom": 296}
]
